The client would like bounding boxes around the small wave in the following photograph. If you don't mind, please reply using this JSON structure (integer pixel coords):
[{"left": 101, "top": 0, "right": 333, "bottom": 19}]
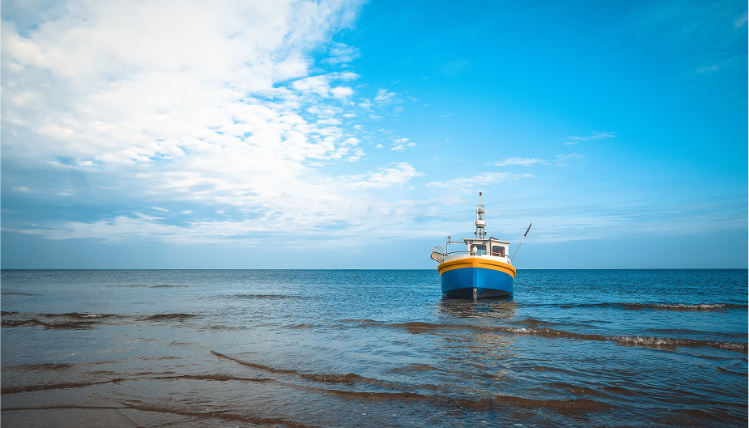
[
  {"left": 157, "top": 374, "right": 273, "bottom": 382},
  {"left": 2, "top": 312, "right": 125, "bottom": 329},
  {"left": 343, "top": 318, "right": 380, "bottom": 324},
  {"left": 8, "top": 363, "right": 75, "bottom": 371},
  {"left": 622, "top": 303, "right": 744, "bottom": 311},
  {"left": 366, "top": 321, "right": 748, "bottom": 354},
  {"left": 561, "top": 302, "right": 746, "bottom": 311},
  {"left": 289, "top": 323, "right": 313, "bottom": 329},
  {"left": 1, "top": 318, "right": 98, "bottom": 330},
  {"left": 302, "top": 384, "right": 608, "bottom": 414},
  {"left": 514, "top": 317, "right": 562, "bottom": 327},
  {"left": 612, "top": 335, "right": 748, "bottom": 353},
  {"left": 197, "top": 324, "right": 247, "bottom": 331},
  {"left": 601, "top": 385, "right": 645, "bottom": 396},
  {"left": 120, "top": 402, "right": 314, "bottom": 428},
  {"left": 717, "top": 367, "right": 747, "bottom": 377},
  {"left": 527, "top": 365, "right": 576, "bottom": 375},
  {"left": 137, "top": 313, "right": 199, "bottom": 322},
  {"left": 211, "top": 351, "right": 404, "bottom": 389},
  {"left": 391, "top": 322, "right": 444, "bottom": 334},
  {"left": 108, "top": 284, "right": 189, "bottom": 288},
  {"left": 389, "top": 363, "right": 438, "bottom": 374},
  {"left": 137, "top": 356, "right": 181, "bottom": 361},
  {"left": 456, "top": 395, "right": 608, "bottom": 414},
  {"left": 545, "top": 382, "right": 609, "bottom": 398},
  {"left": 230, "top": 294, "right": 304, "bottom": 299},
  {"left": 300, "top": 372, "right": 371, "bottom": 384},
  {"left": 211, "top": 351, "right": 297, "bottom": 375},
  {"left": 309, "top": 388, "right": 431, "bottom": 401},
  {"left": 1, "top": 380, "right": 115, "bottom": 394},
  {"left": 51, "top": 312, "right": 115, "bottom": 320}
]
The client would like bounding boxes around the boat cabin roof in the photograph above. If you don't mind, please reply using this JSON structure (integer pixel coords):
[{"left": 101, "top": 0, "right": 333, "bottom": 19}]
[{"left": 464, "top": 238, "right": 509, "bottom": 246}]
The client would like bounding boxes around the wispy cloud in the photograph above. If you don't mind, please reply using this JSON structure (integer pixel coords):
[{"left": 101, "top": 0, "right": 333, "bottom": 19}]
[
  {"left": 564, "top": 132, "right": 615, "bottom": 145},
  {"left": 494, "top": 157, "right": 549, "bottom": 167},
  {"left": 373, "top": 88, "right": 400, "bottom": 104},
  {"left": 345, "top": 162, "right": 423, "bottom": 189},
  {"left": 391, "top": 137, "right": 416, "bottom": 151},
  {"left": 323, "top": 42, "right": 360, "bottom": 65},
  {"left": 426, "top": 172, "right": 533, "bottom": 189},
  {"left": 555, "top": 153, "right": 587, "bottom": 166}
]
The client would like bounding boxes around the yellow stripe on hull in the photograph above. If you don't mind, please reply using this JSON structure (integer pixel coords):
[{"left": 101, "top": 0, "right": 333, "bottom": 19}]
[{"left": 437, "top": 257, "right": 516, "bottom": 277}]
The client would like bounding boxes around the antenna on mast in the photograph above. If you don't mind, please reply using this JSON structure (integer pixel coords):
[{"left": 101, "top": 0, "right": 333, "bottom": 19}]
[{"left": 475, "top": 192, "right": 486, "bottom": 238}]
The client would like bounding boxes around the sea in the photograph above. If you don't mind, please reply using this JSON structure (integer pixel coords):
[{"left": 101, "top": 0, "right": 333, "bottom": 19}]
[{"left": 1, "top": 269, "right": 747, "bottom": 427}]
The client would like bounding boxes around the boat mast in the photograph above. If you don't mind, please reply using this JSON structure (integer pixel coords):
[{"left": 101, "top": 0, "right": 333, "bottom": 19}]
[{"left": 475, "top": 192, "right": 486, "bottom": 239}]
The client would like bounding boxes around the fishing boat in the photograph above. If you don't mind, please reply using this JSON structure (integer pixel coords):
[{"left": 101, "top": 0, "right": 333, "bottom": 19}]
[{"left": 430, "top": 193, "right": 529, "bottom": 300}]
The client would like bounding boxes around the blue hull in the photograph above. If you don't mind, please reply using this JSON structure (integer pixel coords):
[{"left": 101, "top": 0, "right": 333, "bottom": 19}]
[{"left": 440, "top": 267, "right": 514, "bottom": 299}]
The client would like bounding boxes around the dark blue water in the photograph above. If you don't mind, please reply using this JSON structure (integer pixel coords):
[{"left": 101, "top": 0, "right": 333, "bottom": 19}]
[{"left": 2, "top": 269, "right": 747, "bottom": 427}]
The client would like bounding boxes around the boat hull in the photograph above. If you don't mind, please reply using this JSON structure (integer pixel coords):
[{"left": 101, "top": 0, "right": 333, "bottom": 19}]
[{"left": 437, "top": 257, "right": 515, "bottom": 299}]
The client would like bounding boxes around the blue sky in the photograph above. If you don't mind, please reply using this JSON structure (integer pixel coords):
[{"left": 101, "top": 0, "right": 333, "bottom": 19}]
[{"left": 2, "top": 0, "right": 747, "bottom": 269}]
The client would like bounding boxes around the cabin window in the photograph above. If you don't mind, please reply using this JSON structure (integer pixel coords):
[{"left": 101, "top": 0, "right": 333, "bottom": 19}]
[
  {"left": 470, "top": 244, "right": 487, "bottom": 255},
  {"left": 492, "top": 246, "right": 505, "bottom": 257}
]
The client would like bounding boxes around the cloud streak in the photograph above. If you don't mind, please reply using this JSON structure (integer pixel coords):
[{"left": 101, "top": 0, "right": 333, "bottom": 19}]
[
  {"left": 564, "top": 132, "right": 615, "bottom": 145},
  {"left": 494, "top": 157, "right": 549, "bottom": 167},
  {"left": 426, "top": 172, "right": 534, "bottom": 189}
]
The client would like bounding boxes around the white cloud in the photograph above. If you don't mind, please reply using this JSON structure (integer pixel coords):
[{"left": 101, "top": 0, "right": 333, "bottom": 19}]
[
  {"left": 291, "top": 72, "right": 358, "bottom": 99},
  {"left": 323, "top": 42, "right": 360, "bottom": 65},
  {"left": 3, "top": 0, "right": 441, "bottom": 244},
  {"left": 494, "top": 157, "right": 549, "bottom": 167},
  {"left": 345, "top": 162, "right": 423, "bottom": 189},
  {"left": 426, "top": 172, "right": 534, "bottom": 189},
  {"left": 331, "top": 86, "right": 354, "bottom": 98},
  {"left": 374, "top": 88, "right": 399, "bottom": 104},
  {"left": 564, "top": 131, "right": 615, "bottom": 145},
  {"left": 390, "top": 136, "right": 416, "bottom": 151}
]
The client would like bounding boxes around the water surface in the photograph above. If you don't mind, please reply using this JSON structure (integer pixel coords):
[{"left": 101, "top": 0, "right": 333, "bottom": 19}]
[{"left": 2, "top": 269, "right": 747, "bottom": 427}]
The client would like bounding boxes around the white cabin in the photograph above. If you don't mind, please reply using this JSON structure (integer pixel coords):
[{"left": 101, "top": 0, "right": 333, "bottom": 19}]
[{"left": 429, "top": 192, "right": 513, "bottom": 264}]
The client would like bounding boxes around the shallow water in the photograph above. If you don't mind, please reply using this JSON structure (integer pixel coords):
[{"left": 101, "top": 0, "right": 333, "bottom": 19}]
[{"left": 2, "top": 269, "right": 747, "bottom": 427}]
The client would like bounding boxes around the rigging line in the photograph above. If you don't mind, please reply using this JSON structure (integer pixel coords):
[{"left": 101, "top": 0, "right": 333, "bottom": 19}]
[{"left": 511, "top": 222, "right": 532, "bottom": 262}]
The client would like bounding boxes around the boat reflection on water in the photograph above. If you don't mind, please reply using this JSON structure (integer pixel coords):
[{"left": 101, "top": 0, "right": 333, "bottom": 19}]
[
  {"left": 438, "top": 298, "right": 517, "bottom": 319},
  {"left": 436, "top": 298, "right": 519, "bottom": 382}
]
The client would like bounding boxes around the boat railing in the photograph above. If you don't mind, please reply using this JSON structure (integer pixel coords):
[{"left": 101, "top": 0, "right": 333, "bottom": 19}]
[{"left": 445, "top": 250, "right": 507, "bottom": 257}]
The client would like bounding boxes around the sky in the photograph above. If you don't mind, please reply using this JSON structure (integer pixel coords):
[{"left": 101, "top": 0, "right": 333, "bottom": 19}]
[{"left": 1, "top": 0, "right": 747, "bottom": 269}]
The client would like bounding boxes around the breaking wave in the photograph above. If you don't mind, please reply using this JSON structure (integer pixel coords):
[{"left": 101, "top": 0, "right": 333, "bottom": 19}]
[
  {"left": 137, "top": 313, "right": 199, "bottom": 322},
  {"left": 354, "top": 321, "right": 747, "bottom": 353},
  {"left": 0, "top": 312, "right": 116, "bottom": 330},
  {"left": 560, "top": 302, "right": 746, "bottom": 311}
]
